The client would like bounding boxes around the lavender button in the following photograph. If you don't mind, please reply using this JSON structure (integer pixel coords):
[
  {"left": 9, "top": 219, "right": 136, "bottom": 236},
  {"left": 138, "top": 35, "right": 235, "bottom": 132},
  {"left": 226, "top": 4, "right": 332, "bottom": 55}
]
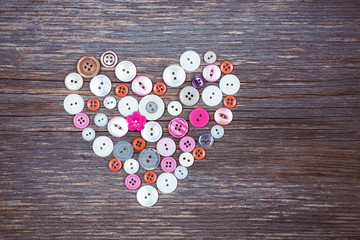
[
  {"left": 202, "top": 64, "right": 221, "bottom": 82},
  {"left": 192, "top": 76, "right": 205, "bottom": 88}
]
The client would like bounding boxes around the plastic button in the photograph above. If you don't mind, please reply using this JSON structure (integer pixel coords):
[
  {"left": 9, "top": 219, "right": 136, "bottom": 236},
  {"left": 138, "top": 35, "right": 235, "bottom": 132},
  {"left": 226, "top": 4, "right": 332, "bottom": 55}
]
[
  {"left": 193, "top": 147, "right": 206, "bottom": 160},
  {"left": 157, "top": 173, "right": 177, "bottom": 194},
  {"left": 153, "top": 82, "right": 167, "bottom": 96},
  {"left": 92, "top": 136, "right": 114, "bottom": 157},
  {"left": 63, "top": 94, "right": 84, "bottom": 115},
  {"left": 115, "top": 60, "right": 137, "bottom": 82},
  {"left": 77, "top": 55, "right": 100, "bottom": 78},
  {"left": 90, "top": 75, "right": 112, "bottom": 97},
  {"left": 189, "top": 108, "right": 209, "bottom": 128},
  {"left": 220, "top": 60, "right": 234, "bottom": 74},
  {"left": 113, "top": 140, "right": 134, "bottom": 161},
  {"left": 214, "top": 107, "right": 233, "bottom": 126},
  {"left": 137, "top": 185, "right": 158, "bottom": 207},
  {"left": 201, "top": 85, "right": 222, "bottom": 107},
  {"left": 104, "top": 96, "right": 116, "bottom": 109},
  {"left": 174, "top": 166, "right": 188, "bottom": 180},
  {"left": 108, "top": 158, "right": 121, "bottom": 172},
  {"left": 141, "top": 121, "right": 162, "bottom": 143},
  {"left": 124, "top": 159, "right": 140, "bottom": 174},
  {"left": 139, "top": 148, "right": 160, "bottom": 170},
  {"left": 167, "top": 101, "right": 182, "bottom": 116},
  {"left": 125, "top": 174, "right": 141, "bottom": 190},
  {"left": 180, "top": 50, "right": 201, "bottom": 72},
  {"left": 179, "top": 152, "right": 194, "bottom": 167},
  {"left": 168, "top": 118, "right": 188, "bottom": 138},
  {"left": 163, "top": 64, "right": 186, "bottom": 87},
  {"left": 161, "top": 157, "right": 177, "bottom": 173},
  {"left": 94, "top": 113, "right": 108, "bottom": 127},
  {"left": 87, "top": 98, "right": 100, "bottom": 112},
  {"left": 132, "top": 137, "right": 146, "bottom": 151},
  {"left": 73, "top": 113, "right": 89, "bottom": 129},
  {"left": 115, "top": 84, "right": 129, "bottom": 98},
  {"left": 107, "top": 116, "right": 129, "bottom": 137},
  {"left": 219, "top": 74, "right": 240, "bottom": 95},
  {"left": 202, "top": 64, "right": 221, "bottom": 82},
  {"left": 179, "top": 86, "right": 200, "bottom": 106},
  {"left": 138, "top": 94, "right": 165, "bottom": 121},
  {"left": 64, "top": 72, "right": 83, "bottom": 91},
  {"left": 192, "top": 76, "right": 205, "bottom": 89},
  {"left": 223, "top": 95, "right": 237, "bottom": 109},
  {"left": 82, "top": 127, "right": 95, "bottom": 141},
  {"left": 100, "top": 51, "right": 118, "bottom": 68},
  {"left": 118, "top": 96, "right": 138, "bottom": 117},
  {"left": 179, "top": 136, "right": 196, "bottom": 152},
  {"left": 156, "top": 137, "right": 176, "bottom": 157},
  {"left": 204, "top": 51, "right": 217, "bottom": 64},
  {"left": 211, "top": 125, "right": 225, "bottom": 139},
  {"left": 198, "top": 133, "right": 214, "bottom": 148},
  {"left": 132, "top": 75, "right": 153, "bottom": 97},
  {"left": 144, "top": 170, "right": 157, "bottom": 184}
]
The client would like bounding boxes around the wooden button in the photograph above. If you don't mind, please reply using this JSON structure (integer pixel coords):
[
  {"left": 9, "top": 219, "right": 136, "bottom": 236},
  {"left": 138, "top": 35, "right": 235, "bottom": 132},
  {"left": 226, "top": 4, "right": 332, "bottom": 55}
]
[
  {"left": 220, "top": 60, "right": 234, "bottom": 74},
  {"left": 87, "top": 98, "right": 100, "bottom": 111},
  {"left": 193, "top": 147, "right": 206, "bottom": 160},
  {"left": 144, "top": 170, "right": 157, "bottom": 184},
  {"left": 115, "top": 84, "right": 129, "bottom": 97},
  {"left": 153, "top": 82, "right": 167, "bottom": 96},
  {"left": 108, "top": 158, "right": 121, "bottom": 171},
  {"left": 77, "top": 55, "right": 100, "bottom": 78},
  {"left": 223, "top": 95, "right": 236, "bottom": 109},
  {"left": 132, "top": 137, "right": 146, "bottom": 151}
]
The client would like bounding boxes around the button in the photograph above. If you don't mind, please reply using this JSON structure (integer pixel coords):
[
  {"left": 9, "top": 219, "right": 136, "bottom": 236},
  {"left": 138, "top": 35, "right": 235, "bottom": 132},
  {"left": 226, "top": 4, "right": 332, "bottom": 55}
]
[
  {"left": 107, "top": 116, "right": 129, "bottom": 137},
  {"left": 64, "top": 72, "right": 83, "bottom": 91},
  {"left": 189, "top": 108, "right": 209, "bottom": 128},
  {"left": 156, "top": 137, "right": 176, "bottom": 157},
  {"left": 77, "top": 55, "right": 100, "bottom": 78},
  {"left": 132, "top": 137, "right": 146, "bottom": 151},
  {"left": 141, "top": 121, "right": 162, "bottom": 142},
  {"left": 100, "top": 51, "right": 118, "bottom": 68},
  {"left": 167, "top": 101, "right": 182, "bottom": 116},
  {"left": 138, "top": 94, "right": 165, "bottom": 120},
  {"left": 118, "top": 96, "right": 138, "bottom": 117},
  {"left": 193, "top": 147, "right": 206, "bottom": 160},
  {"left": 179, "top": 136, "right": 196, "bottom": 152},
  {"left": 73, "top": 113, "right": 89, "bottom": 129},
  {"left": 214, "top": 107, "right": 233, "bottom": 126},
  {"left": 192, "top": 76, "right": 205, "bottom": 89},
  {"left": 211, "top": 125, "right": 225, "bottom": 139},
  {"left": 223, "top": 95, "right": 237, "bottom": 109},
  {"left": 204, "top": 51, "right": 217, "bottom": 64},
  {"left": 92, "top": 136, "right": 114, "bottom": 157},
  {"left": 220, "top": 60, "right": 234, "bottom": 74},
  {"left": 179, "top": 86, "right": 200, "bottom": 106},
  {"left": 163, "top": 64, "right": 186, "bottom": 87},
  {"left": 132, "top": 75, "right": 153, "bottom": 97},
  {"left": 219, "top": 74, "right": 240, "bottom": 95},
  {"left": 113, "top": 140, "right": 134, "bottom": 161},
  {"left": 180, "top": 50, "right": 201, "bottom": 72},
  {"left": 125, "top": 174, "right": 141, "bottom": 190},
  {"left": 63, "top": 94, "right": 84, "bottom": 115},
  {"left": 115, "top": 84, "right": 129, "bottom": 98},
  {"left": 115, "top": 60, "right": 137, "bottom": 82},
  {"left": 87, "top": 97, "right": 100, "bottom": 112},
  {"left": 94, "top": 113, "right": 108, "bottom": 127},
  {"left": 103, "top": 96, "right": 116, "bottom": 109},
  {"left": 161, "top": 157, "right": 177, "bottom": 173},
  {"left": 168, "top": 118, "right": 188, "bottom": 138},
  {"left": 198, "top": 133, "right": 214, "bottom": 148},
  {"left": 123, "top": 158, "right": 140, "bottom": 174},
  {"left": 174, "top": 166, "right": 188, "bottom": 180},
  {"left": 157, "top": 173, "right": 177, "bottom": 194},
  {"left": 126, "top": 111, "right": 146, "bottom": 131},
  {"left": 202, "top": 64, "right": 221, "bottom": 82},
  {"left": 153, "top": 82, "right": 167, "bottom": 96},
  {"left": 139, "top": 148, "right": 160, "bottom": 170},
  {"left": 201, "top": 85, "right": 222, "bottom": 106},
  {"left": 137, "top": 185, "right": 158, "bottom": 207},
  {"left": 144, "top": 170, "right": 157, "bottom": 184},
  {"left": 108, "top": 158, "right": 121, "bottom": 172},
  {"left": 90, "top": 75, "right": 112, "bottom": 97},
  {"left": 82, "top": 127, "right": 95, "bottom": 141},
  {"left": 179, "top": 152, "right": 194, "bottom": 167}
]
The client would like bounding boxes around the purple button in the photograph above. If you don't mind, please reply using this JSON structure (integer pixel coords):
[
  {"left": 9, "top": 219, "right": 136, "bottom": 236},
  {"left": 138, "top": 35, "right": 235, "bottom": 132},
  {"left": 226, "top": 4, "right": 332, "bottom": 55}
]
[
  {"left": 168, "top": 117, "right": 188, "bottom": 138},
  {"left": 73, "top": 113, "right": 90, "bottom": 129},
  {"left": 161, "top": 157, "right": 177, "bottom": 173},
  {"left": 156, "top": 137, "right": 176, "bottom": 157},
  {"left": 189, "top": 108, "right": 209, "bottom": 128},
  {"left": 125, "top": 174, "right": 141, "bottom": 190},
  {"left": 202, "top": 64, "right": 221, "bottom": 82},
  {"left": 192, "top": 76, "right": 205, "bottom": 88},
  {"left": 179, "top": 136, "right": 196, "bottom": 152},
  {"left": 131, "top": 75, "right": 153, "bottom": 96}
]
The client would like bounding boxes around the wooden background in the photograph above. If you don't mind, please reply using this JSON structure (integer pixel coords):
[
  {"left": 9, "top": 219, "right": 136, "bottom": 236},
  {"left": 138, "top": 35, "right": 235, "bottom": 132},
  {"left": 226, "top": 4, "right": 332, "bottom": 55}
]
[{"left": 1, "top": 0, "right": 360, "bottom": 239}]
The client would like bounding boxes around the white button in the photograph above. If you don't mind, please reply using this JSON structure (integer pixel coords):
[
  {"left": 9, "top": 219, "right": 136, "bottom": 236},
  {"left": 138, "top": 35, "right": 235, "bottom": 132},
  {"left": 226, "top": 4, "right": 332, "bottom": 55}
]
[
  {"left": 167, "top": 101, "right": 182, "bottom": 116},
  {"left": 179, "top": 86, "right": 200, "bottom": 106},
  {"left": 138, "top": 94, "right": 165, "bottom": 121},
  {"left": 103, "top": 96, "right": 117, "bottom": 109},
  {"left": 82, "top": 127, "right": 95, "bottom": 141},
  {"left": 141, "top": 121, "right": 162, "bottom": 143},
  {"left": 90, "top": 74, "right": 112, "bottom": 97},
  {"left": 64, "top": 72, "right": 83, "bottom": 91},
  {"left": 107, "top": 116, "right": 129, "bottom": 137},
  {"left": 201, "top": 85, "right": 223, "bottom": 107},
  {"left": 204, "top": 51, "right": 217, "bottom": 64},
  {"left": 63, "top": 93, "right": 84, "bottom": 115},
  {"left": 157, "top": 173, "right": 177, "bottom": 194},
  {"left": 115, "top": 60, "right": 137, "bottom": 82},
  {"left": 137, "top": 185, "right": 158, "bottom": 207},
  {"left": 118, "top": 96, "right": 138, "bottom": 117},
  {"left": 180, "top": 50, "right": 201, "bottom": 72},
  {"left": 92, "top": 136, "right": 114, "bottom": 157},
  {"left": 132, "top": 75, "right": 153, "bottom": 96},
  {"left": 94, "top": 113, "right": 108, "bottom": 127},
  {"left": 179, "top": 152, "right": 194, "bottom": 167},
  {"left": 174, "top": 166, "right": 188, "bottom": 180},
  {"left": 219, "top": 74, "right": 240, "bottom": 95},
  {"left": 123, "top": 158, "right": 140, "bottom": 174},
  {"left": 100, "top": 51, "right": 118, "bottom": 68},
  {"left": 163, "top": 64, "right": 186, "bottom": 87}
]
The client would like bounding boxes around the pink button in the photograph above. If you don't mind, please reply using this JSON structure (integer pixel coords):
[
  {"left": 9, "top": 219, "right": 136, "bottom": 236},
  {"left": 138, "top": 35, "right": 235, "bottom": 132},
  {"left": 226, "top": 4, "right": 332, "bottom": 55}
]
[
  {"left": 156, "top": 137, "right": 176, "bottom": 157},
  {"left": 202, "top": 64, "right": 221, "bottom": 82},
  {"left": 161, "top": 157, "right": 177, "bottom": 173},
  {"left": 214, "top": 107, "right": 233, "bottom": 126},
  {"left": 131, "top": 75, "right": 152, "bottom": 96},
  {"left": 189, "top": 108, "right": 209, "bottom": 128},
  {"left": 168, "top": 117, "right": 188, "bottom": 138},
  {"left": 179, "top": 136, "right": 195, "bottom": 152},
  {"left": 125, "top": 174, "right": 141, "bottom": 190},
  {"left": 73, "top": 113, "right": 90, "bottom": 129}
]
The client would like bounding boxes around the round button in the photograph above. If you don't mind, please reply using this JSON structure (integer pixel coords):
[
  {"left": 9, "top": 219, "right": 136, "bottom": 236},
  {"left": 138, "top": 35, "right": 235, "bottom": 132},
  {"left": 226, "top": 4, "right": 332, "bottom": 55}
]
[
  {"left": 144, "top": 170, "right": 157, "bottom": 184},
  {"left": 100, "top": 51, "right": 118, "bottom": 68},
  {"left": 201, "top": 85, "right": 223, "bottom": 107},
  {"left": 64, "top": 72, "right": 83, "bottom": 91},
  {"left": 156, "top": 137, "right": 176, "bottom": 157},
  {"left": 82, "top": 127, "right": 95, "bottom": 141},
  {"left": 174, "top": 166, "right": 188, "bottom": 180},
  {"left": 92, "top": 136, "right": 114, "bottom": 157},
  {"left": 167, "top": 101, "right": 182, "bottom": 116},
  {"left": 124, "top": 159, "right": 140, "bottom": 174},
  {"left": 141, "top": 121, "right": 162, "bottom": 143},
  {"left": 137, "top": 185, "right": 158, "bottom": 207},
  {"left": 202, "top": 64, "right": 221, "bottom": 82},
  {"left": 198, "top": 133, "right": 214, "bottom": 148},
  {"left": 107, "top": 116, "right": 129, "bottom": 137},
  {"left": 163, "top": 64, "right": 186, "bottom": 87},
  {"left": 108, "top": 158, "right": 121, "bottom": 172},
  {"left": 63, "top": 94, "right": 84, "bottom": 115},
  {"left": 118, "top": 96, "right": 138, "bottom": 117},
  {"left": 193, "top": 147, "right": 206, "bottom": 160},
  {"left": 153, "top": 82, "right": 167, "bottom": 96},
  {"left": 161, "top": 157, "right": 177, "bottom": 173},
  {"left": 204, "top": 51, "right": 217, "bottom": 64},
  {"left": 77, "top": 55, "right": 100, "bottom": 79},
  {"left": 220, "top": 60, "right": 234, "bottom": 74},
  {"left": 214, "top": 107, "right": 233, "bottom": 126},
  {"left": 223, "top": 95, "right": 237, "bottom": 109},
  {"left": 211, "top": 125, "right": 225, "bottom": 139},
  {"left": 219, "top": 74, "right": 240, "bottom": 95},
  {"left": 125, "top": 174, "right": 141, "bottom": 190},
  {"left": 113, "top": 140, "right": 134, "bottom": 161},
  {"left": 104, "top": 96, "right": 117, "bottom": 109},
  {"left": 132, "top": 75, "right": 153, "bottom": 97},
  {"left": 168, "top": 118, "right": 188, "bottom": 138},
  {"left": 180, "top": 50, "right": 201, "bottom": 72},
  {"left": 73, "top": 113, "right": 90, "bottom": 129},
  {"left": 157, "top": 173, "right": 177, "bottom": 194},
  {"left": 94, "top": 113, "right": 108, "bottom": 127},
  {"left": 189, "top": 108, "right": 209, "bottom": 128},
  {"left": 132, "top": 137, "right": 146, "bottom": 151},
  {"left": 192, "top": 75, "right": 205, "bottom": 89},
  {"left": 115, "top": 60, "right": 137, "bottom": 82},
  {"left": 87, "top": 98, "right": 100, "bottom": 112},
  {"left": 90, "top": 75, "right": 112, "bottom": 97},
  {"left": 179, "top": 152, "right": 194, "bottom": 167},
  {"left": 115, "top": 84, "right": 129, "bottom": 97},
  {"left": 139, "top": 148, "right": 161, "bottom": 170},
  {"left": 138, "top": 94, "right": 165, "bottom": 121},
  {"left": 179, "top": 136, "right": 196, "bottom": 152},
  {"left": 179, "top": 86, "right": 200, "bottom": 106}
]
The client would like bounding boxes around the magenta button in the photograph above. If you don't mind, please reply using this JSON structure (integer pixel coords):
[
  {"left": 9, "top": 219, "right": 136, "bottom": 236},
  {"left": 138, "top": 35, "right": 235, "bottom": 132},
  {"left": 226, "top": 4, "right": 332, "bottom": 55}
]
[
  {"left": 73, "top": 113, "right": 90, "bottom": 129},
  {"left": 161, "top": 157, "right": 177, "bottom": 173},
  {"left": 189, "top": 108, "right": 209, "bottom": 128},
  {"left": 202, "top": 64, "right": 221, "bottom": 82},
  {"left": 168, "top": 117, "right": 188, "bottom": 138},
  {"left": 131, "top": 75, "right": 152, "bottom": 96},
  {"left": 125, "top": 174, "right": 141, "bottom": 190},
  {"left": 214, "top": 107, "right": 233, "bottom": 126},
  {"left": 179, "top": 136, "right": 196, "bottom": 152},
  {"left": 156, "top": 137, "right": 176, "bottom": 157}
]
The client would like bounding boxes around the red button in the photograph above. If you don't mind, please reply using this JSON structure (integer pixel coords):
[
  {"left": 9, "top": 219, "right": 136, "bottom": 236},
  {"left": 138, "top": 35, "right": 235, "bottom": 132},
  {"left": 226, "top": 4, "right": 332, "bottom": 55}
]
[
  {"left": 153, "top": 82, "right": 167, "bottom": 96},
  {"left": 223, "top": 95, "right": 237, "bottom": 109},
  {"left": 132, "top": 137, "right": 146, "bottom": 151},
  {"left": 193, "top": 147, "right": 206, "bottom": 160},
  {"left": 115, "top": 84, "right": 129, "bottom": 97},
  {"left": 87, "top": 98, "right": 100, "bottom": 111},
  {"left": 220, "top": 61, "right": 234, "bottom": 74},
  {"left": 144, "top": 170, "right": 157, "bottom": 184},
  {"left": 108, "top": 158, "right": 122, "bottom": 171}
]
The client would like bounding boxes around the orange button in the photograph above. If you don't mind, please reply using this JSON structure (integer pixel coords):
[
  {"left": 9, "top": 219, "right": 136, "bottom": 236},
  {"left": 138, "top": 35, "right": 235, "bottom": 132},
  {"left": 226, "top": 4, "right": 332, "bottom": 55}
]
[
  {"left": 153, "top": 82, "right": 167, "bottom": 96},
  {"left": 144, "top": 170, "right": 157, "bottom": 184},
  {"left": 223, "top": 95, "right": 236, "bottom": 109},
  {"left": 115, "top": 84, "right": 129, "bottom": 97},
  {"left": 132, "top": 137, "right": 146, "bottom": 151},
  {"left": 220, "top": 61, "right": 233, "bottom": 74},
  {"left": 193, "top": 147, "right": 206, "bottom": 160},
  {"left": 77, "top": 55, "right": 101, "bottom": 78},
  {"left": 108, "top": 158, "right": 122, "bottom": 171},
  {"left": 87, "top": 98, "right": 100, "bottom": 111}
]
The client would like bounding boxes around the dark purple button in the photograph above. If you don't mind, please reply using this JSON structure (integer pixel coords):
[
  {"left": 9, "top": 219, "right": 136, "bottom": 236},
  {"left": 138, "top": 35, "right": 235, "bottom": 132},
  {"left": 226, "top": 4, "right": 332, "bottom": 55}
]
[{"left": 192, "top": 76, "right": 205, "bottom": 89}]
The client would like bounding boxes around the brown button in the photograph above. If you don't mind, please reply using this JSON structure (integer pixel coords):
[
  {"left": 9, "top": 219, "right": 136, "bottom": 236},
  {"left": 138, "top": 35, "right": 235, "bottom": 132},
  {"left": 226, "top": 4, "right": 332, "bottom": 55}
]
[
  {"left": 115, "top": 84, "right": 129, "bottom": 98},
  {"left": 77, "top": 55, "right": 101, "bottom": 78},
  {"left": 153, "top": 82, "right": 167, "bottom": 96},
  {"left": 223, "top": 95, "right": 236, "bottom": 109},
  {"left": 87, "top": 98, "right": 100, "bottom": 111}
]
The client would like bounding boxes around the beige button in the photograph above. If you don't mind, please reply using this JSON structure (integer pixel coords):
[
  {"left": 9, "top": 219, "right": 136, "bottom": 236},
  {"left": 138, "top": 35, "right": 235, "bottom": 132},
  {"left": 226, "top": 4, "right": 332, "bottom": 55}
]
[{"left": 77, "top": 55, "right": 101, "bottom": 78}]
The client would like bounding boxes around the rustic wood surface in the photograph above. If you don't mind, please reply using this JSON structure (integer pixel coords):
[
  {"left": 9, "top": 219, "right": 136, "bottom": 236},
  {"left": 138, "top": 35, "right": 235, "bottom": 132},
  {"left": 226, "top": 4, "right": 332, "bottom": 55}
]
[{"left": 1, "top": 0, "right": 360, "bottom": 239}]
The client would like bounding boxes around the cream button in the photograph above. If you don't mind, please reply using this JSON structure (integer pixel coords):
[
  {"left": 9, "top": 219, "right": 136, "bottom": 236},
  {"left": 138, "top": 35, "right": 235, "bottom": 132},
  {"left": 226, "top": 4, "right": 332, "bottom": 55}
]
[
  {"left": 64, "top": 72, "right": 83, "bottom": 91},
  {"left": 201, "top": 85, "right": 222, "bottom": 107},
  {"left": 63, "top": 94, "right": 84, "bottom": 115},
  {"left": 157, "top": 173, "right": 177, "bottom": 194},
  {"left": 92, "top": 136, "right": 114, "bottom": 157},
  {"left": 107, "top": 116, "right": 129, "bottom": 137},
  {"left": 137, "top": 185, "right": 158, "bottom": 207},
  {"left": 103, "top": 96, "right": 117, "bottom": 109},
  {"left": 141, "top": 121, "right": 162, "bottom": 143},
  {"left": 163, "top": 64, "right": 186, "bottom": 87},
  {"left": 167, "top": 101, "right": 183, "bottom": 116},
  {"left": 180, "top": 50, "right": 201, "bottom": 72},
  {"left": 219, "top": 74, "right": 240, "bottom": 95},
  {"left": 115, "top": 60, "right": 137, "bottom": 82},
  {"left": 90, "top": 74, "right": 112, "bottom": 97},
  {"left": 118, "top": 96, "right": 139, "bottom": 117},
  {"left": 204, "top": 51, "right": 217, "bottom": 64}
]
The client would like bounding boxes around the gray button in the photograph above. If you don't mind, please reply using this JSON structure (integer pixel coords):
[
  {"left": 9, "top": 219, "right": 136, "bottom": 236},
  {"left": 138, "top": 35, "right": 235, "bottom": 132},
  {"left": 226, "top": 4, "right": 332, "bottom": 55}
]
[
  {"left": 198, "top": 133, "right": 214, "bottom": 148},
  {"left": 174, "top": 166, "right": 188, "bottom": 180},
  {"left": 146, "top": 101, "right": 158, "bottom": 113},
  {"left": 179, "top": 86, "right": 199, "bottom": 106},
  {"left": 139, "top": 148, "right": 160, "bottom": 170},
  {"left": 113, "top": 140, "right": 134, "bottom": 161}
]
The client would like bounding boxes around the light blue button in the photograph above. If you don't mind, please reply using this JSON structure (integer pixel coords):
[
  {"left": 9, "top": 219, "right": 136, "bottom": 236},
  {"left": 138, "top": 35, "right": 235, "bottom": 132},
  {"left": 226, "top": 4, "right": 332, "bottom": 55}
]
[
  {"left": 198, "top": 133, "right": 214, "bottom": 148},
  {"left": 174, "top": 166, "right": 188, "bottom": 180},
  {"left": 211, "top": 125, "right": 224, "bottom": 139},
  {"left": 94, "top": 113, "right": 108, "bottom": 127},
  {"left": 82, "top": 127, "right": 95, "bottom": 141},
  {"left": 139, "top": 148, "right": 160, "bottom": 170}
]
